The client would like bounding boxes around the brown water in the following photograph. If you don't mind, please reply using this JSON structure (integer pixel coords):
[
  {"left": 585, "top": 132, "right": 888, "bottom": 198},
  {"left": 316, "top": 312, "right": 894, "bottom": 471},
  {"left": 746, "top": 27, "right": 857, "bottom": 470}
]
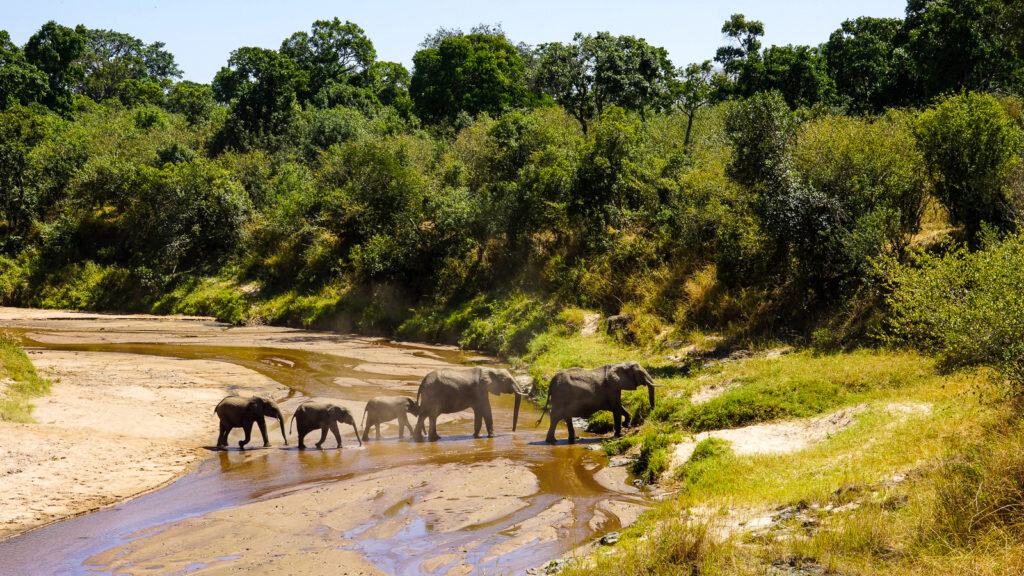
[{"left": 0, "top": 329, "right": 648, "bottom": 575}]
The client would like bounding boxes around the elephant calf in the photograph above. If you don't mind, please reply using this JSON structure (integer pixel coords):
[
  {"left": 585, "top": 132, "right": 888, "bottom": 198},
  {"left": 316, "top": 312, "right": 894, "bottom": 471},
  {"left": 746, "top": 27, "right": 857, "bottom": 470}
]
[
  {"left": 215, "top": 395, "right": 288, "bottom": 450},
  {"left": 361, "top": 396, "right": 419, "bottom": 441},
  {"left": 289, "top": 401, "right": 362, "bottom": 449}
]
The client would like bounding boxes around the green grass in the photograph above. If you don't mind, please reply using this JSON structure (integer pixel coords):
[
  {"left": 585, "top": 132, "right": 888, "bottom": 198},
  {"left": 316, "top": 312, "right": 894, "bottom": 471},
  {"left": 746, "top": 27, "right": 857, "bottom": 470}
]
[{"left": 0, "top": 333, "right": 51, "bottom": 422}]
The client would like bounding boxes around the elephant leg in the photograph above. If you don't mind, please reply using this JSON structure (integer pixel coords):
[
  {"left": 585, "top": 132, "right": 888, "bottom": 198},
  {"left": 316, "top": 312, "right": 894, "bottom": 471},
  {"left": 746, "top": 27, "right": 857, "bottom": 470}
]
[
  {"left": 483, "top": 405, "right": 494, "bottom": 438},
  {"left": 362, "top": 418, "right": 372, "bottom": 442},
  {"left": 413, "top": 413, "right": 426, "bottom": 442},
  {"left": 217, "top": 422, "right": 230, "bottom": 448},
  {"left": 428, "top": 415, "right": 440, "bottom": 442},
  {"left": 397, "top": 413, "right": 412, "bottom": 440},
  {"left": 315, "top": 425, "right": 329, "bottom": 449},
  {"left": 297, "top": 425, "right": 308, "bottom": 449},
  {"left": 621, "top": 406, "right": 633, "bottom": 428},
  {"left": 473, "top": 410, "right": 483, "bottom": 438},
  {"left": 545, "top": 415, "right": 558, "bottom": 443},
  {"left": 239, "top": 420, "right": 254, "bottom": 449},
  {"left": 612, "top": 406, "right": 623, "bottom": 438},
  {"left": 257, "top": 417, "right": 270, "bottom": 447},
  {"left": 375, "top": 423, "right": 381, "bottom": 441},
  {"left": 330, "top": 422, "right": 342, "bottom": 449},
  {"left": 565, "top": 418, "right": 576, "bottom": 444}
]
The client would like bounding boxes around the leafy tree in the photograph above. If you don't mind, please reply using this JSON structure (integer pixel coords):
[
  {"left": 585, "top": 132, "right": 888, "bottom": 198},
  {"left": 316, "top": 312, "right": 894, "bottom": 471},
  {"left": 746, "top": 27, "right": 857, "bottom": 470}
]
[
  {"left": 280, "top": 18, "right": 376, "bottom": 104},
  {"left": 823, "top": 17, "right": 909, "bottom": 112},
  {"left": 905, "top": 0, "right": 1023, "bottom": 99},
  {"left": 533, "top": 32, "right": 674, "bottom": 132},
  {"left": 0, "top": 31, "right": 49, "bottom": 109},
  {"left": 759, "top": 45, "right": 834, "bottom": 108},
  {"left": 915, "top": 92, "right": 1023, "bottom": 246},
  {"left": 167, "top": 80, "right": 216, "bottom": 125},
  {"left": 23, "top": 21, "right": 85, "bottom": 112},
  {"left": 213, "top": 47, "right": 299, "bottom": 148},
  {"left": 714, "top": 13, "right": 764, "bottom": 95},
  {"left": 672, "top": 61, "right": 719, "bottom": 149},
  {"left": 73, "top": 26, "right": 181, "bottom": 105},
  {"left": 410, "top": 30, "right": 526, "bottom": 124}
]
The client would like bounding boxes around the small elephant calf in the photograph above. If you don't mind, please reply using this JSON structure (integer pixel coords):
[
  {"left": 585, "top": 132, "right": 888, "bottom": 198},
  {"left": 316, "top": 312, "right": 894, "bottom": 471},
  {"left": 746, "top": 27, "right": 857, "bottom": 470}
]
[
  {"left": 361, "top": 396, "right": 419, "bottom": 441},
  {"left": 289, "top": 401, "right": 362, "bottom": 449},
  {"left": 214, "top": 394, "right": 288, "bottom": 450}
]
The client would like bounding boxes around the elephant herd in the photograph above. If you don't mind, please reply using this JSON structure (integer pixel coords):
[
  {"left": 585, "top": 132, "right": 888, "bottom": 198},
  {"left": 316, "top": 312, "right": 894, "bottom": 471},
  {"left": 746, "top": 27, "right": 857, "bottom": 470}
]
[{"left": 213, "top": 362, "right": 658, "bottom": 450}]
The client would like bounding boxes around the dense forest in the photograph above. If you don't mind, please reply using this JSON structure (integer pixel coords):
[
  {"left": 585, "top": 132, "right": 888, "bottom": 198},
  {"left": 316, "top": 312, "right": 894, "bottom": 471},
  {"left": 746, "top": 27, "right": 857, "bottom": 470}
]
[
  {"left": 0, "top": 3, "right": 1022, "bottom": 365},
  {"left": 4, "top": 2, "right": 1024, "bottom": 574}
]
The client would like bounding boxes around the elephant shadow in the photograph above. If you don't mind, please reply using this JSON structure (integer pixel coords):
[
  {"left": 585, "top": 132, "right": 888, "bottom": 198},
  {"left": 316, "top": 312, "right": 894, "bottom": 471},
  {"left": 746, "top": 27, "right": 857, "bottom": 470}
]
[{"left": 527, "top": 436, "right": 606, "bottom": 446}]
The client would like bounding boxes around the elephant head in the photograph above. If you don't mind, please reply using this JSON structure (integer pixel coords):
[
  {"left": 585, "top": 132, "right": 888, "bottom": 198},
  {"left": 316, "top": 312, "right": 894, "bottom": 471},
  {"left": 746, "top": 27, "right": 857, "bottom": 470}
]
[
  {"left": 404, "top": 396, "right": 420, "bottom": 417},
  {"left": 253, "top": 396, "right": 289, "bottom": 445},
  {"left": 328, "top": 404, "right": 363, "bottom": 447},
  {"left": 480, "top": 367, "right": 529, "bottom": 431},
  {"left": 608, "top": 362, "right": 657, "bottom": 411}
]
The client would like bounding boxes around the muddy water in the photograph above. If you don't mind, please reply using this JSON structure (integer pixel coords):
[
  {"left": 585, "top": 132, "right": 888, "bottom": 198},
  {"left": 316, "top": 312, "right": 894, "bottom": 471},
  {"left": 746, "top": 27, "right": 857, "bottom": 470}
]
[{"left": 0, "top": 329, "right": 648, "bottom": 575}]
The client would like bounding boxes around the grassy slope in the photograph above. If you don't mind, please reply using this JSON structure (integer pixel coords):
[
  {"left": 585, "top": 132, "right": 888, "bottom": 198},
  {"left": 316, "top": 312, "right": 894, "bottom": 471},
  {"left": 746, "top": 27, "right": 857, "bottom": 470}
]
[
  {"left": 520, "top": 324, "right": 1020, "bottom": 575},
  {"left": 0, "top": 333, "right": 50, "bottom": 422}
]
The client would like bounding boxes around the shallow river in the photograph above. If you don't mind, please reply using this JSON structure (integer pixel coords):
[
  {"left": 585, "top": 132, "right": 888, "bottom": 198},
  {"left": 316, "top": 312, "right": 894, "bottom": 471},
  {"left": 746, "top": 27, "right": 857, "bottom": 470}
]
[{"left": 0, "top": 321, "right": 648, "bottom": 575}]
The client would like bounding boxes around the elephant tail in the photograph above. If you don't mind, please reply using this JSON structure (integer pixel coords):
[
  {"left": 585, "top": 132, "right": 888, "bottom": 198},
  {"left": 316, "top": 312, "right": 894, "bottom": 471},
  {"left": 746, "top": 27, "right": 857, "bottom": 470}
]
[
  {"left": 359, "top": 405, "right": 367, "bottom": 429},
  {"left": 288, "top": 413, "right": 296, "bottom": 435},
  {"left": 536, "top": 392, "right": 550, "bottom": 426}
]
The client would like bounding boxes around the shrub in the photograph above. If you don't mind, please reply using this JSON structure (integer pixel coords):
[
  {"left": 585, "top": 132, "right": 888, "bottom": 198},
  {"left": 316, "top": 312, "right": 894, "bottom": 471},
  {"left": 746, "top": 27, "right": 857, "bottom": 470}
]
[{"left": 675, "top": 437, "right": 732, "bottom": 487}]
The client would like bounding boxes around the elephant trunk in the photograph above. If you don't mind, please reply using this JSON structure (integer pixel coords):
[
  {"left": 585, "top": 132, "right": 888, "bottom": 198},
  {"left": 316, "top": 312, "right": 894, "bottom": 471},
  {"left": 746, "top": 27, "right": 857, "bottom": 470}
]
[
  {"left": 277, "top": 413, "right": 289, "bottom": 445},
  {"left": 647, "top": 384, "right": 656, "bottom": 411},
  {"left": 351, "top": 422, "right": 363, "bottom": 447},
  {"left": 512, "top": 393, "right": 522, "bottom": 432}
]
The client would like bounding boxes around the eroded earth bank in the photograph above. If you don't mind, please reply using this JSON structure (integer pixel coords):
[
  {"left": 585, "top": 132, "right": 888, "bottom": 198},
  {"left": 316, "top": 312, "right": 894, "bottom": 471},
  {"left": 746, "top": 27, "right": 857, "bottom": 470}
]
[{"left": 0, "top": 308, "right": 647, "bottom": 575}]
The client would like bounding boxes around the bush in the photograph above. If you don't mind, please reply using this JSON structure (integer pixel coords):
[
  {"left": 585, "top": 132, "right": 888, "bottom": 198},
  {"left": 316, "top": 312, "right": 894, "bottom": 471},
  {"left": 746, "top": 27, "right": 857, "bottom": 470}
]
[
  {"left": 675, "top": 437, "right": 732, "bottom": 487},
  {"left": 885, "top": 230, "right": 1024, "bottom": 395}
]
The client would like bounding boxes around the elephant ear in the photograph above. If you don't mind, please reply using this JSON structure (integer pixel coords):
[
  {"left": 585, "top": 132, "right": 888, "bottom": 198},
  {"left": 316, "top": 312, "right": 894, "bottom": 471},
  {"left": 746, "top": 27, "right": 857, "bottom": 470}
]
[{"left": 612, "top": 363, "right": 641, "bottom": 390}]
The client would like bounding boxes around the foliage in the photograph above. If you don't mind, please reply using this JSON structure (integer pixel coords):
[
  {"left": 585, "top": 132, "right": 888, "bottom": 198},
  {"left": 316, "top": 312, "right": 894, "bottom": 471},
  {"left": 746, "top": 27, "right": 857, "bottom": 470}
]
[
  {"left": 915, "top": 91, "right": 1023, "bottom": 246},
  {"left": 0, "top": 332, "right": 50, "bottom": 422},
  {"left": 885, "top": 231, "right": 1024, "bottom": 395}
]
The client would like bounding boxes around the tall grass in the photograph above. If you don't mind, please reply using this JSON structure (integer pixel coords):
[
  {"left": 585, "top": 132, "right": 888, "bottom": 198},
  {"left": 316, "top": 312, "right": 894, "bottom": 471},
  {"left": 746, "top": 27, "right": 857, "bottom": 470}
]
[{"left": 0, "top": 332, "right": 51, "bottom": 422}]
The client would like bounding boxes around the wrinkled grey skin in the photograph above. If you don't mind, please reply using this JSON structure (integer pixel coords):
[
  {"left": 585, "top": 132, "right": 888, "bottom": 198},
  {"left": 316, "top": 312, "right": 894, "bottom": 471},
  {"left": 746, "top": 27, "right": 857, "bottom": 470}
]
[
  {"left": 413, "top": 367, "right": 528, "bottom": 442},
  {"left": 289, "top": 401, "right": 363, "bottom": 449},
  {"left": 361, "top": 396, "right": 419, "bottom": 441},
  {"left": 539, "top": 361, "right": 657, "bottom": 444},
  {"left": 214, "top": 395, "right": 288, "bottom": 449}
]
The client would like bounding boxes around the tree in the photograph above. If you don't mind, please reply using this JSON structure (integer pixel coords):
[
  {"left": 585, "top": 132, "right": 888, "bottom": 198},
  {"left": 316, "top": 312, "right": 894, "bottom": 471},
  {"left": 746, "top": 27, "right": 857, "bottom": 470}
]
[
  {"left": 167, "top": 80, "right": 215, "bottom": 125},
  {"left": 410, "top": 30, "right": 526, "bottom": 124},
  {"left": 533, "top": 32, "right": 674, "bottom": 132},
  {"left": 915, "top": 92, "right": 1023, "bottom": 247},
  {"left": 715, "top": 13, "right": 764, "bottom": 95},
  {"left": 73, "top": 26, "right": 181, "bottom": 104},
  {"left": 905, "top": 0, "right": 1023, "bottom": 99},
  {"left": 823, "top": 17, "right": 909, "bottom": 112},
  {"left": 213, "top": 47, "right": 299, "bottom": 148},
  {"left": 672, "top": 60, "right": 718, "bottom": 148},
  {"left": 759, "top": 45, "right": 834, "bottom": 108},
  {"left": 280, "top": 18, "right": 376, "bottom": 103},
  {"left": 0, "top": 31, "right": 49, "bottom": 109},
  {"left": 23, "top": 21, "right": 85, "bottom": 112}
]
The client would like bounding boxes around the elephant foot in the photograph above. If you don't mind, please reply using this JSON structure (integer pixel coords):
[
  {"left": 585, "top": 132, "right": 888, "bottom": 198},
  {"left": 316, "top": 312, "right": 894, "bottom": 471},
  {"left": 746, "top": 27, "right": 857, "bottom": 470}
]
[
  {"left": 429, "top": 435, "right": 441, "bottom": 442},
  {"left": 487, "top": 433, "right": 494, "bottom": 438},
  {"left": 263, "top": 442, "right": 271, "bottom": 447},
  {"left": 362, "top": 435, "right": 369, "bottom": 442},
  {"left": 315, "top": 443, "right": 324, "bottom": 449},
  {"left": 238, "top": 441, "right": 247, "bottom": 450},
  {"left": 298, "top": 443, "right": 306, "bottom": 450},
  {"left": 545, "top": 436, "right": 557, "bottom": 444}
]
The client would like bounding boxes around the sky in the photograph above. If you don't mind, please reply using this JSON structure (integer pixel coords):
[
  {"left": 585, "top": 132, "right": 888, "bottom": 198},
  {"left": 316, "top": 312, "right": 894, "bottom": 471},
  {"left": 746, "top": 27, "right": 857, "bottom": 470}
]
[{"left": 3, "top": 0, "right": 909, "bottom": 83}]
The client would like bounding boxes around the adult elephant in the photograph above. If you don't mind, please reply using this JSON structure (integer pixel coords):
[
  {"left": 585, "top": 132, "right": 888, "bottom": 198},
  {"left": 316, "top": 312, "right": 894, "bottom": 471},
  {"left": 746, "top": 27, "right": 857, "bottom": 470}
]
[
  {"left": 289, "top": 401, "right": 362, "bottom": 449},
  {"left": 413, "top": 367, "right": 528, "bottom": 442},
  {"left": 539, "top": 361, "right": 657, "bottom": 443},
  {"left": 214, "top": 395, "right": 288, "bottom": 449},
  {"left": 361, "top": 396, "right": 419, "bottom": 441}
]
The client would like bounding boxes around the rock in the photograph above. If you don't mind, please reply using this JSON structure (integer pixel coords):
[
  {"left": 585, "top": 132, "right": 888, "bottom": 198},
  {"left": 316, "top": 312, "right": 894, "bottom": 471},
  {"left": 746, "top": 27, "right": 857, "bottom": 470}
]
[
  {"left": 661, "top": 339, "right": 685, "bottom": 350},
  {"left": 571, "top": 417, "right": 589, "bottom": 430},
  {"left": 600, "top": 531, "right": 620, "bottom": 546},
  {"left": 605, "top": 314, "right": 636, "bottom": 343},
  {"left": 608, "top": 458, "right": 633, "bottom": 468}
]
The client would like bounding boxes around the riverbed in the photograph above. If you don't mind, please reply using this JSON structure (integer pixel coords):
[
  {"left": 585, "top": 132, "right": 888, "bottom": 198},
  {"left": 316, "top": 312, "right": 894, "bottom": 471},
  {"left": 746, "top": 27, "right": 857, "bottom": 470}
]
[{"left": 0, "top": 308, "right": 647, "bottom": 575}]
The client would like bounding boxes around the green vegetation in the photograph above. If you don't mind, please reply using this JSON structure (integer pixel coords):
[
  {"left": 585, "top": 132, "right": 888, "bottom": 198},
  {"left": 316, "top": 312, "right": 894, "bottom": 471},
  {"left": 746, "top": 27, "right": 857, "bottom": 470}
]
[
  {"left": 2, "top": 3, "right": 1024, "bottom": 573},
  {"left": 0, "top": 332, "right": 50, "bottom": 422}
]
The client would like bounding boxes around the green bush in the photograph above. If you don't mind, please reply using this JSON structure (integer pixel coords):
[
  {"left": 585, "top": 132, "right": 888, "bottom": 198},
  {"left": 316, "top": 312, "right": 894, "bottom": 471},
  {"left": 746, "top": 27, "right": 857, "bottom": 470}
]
[{"left": 675, "top": 437, "right": 732, "bottom": 487}]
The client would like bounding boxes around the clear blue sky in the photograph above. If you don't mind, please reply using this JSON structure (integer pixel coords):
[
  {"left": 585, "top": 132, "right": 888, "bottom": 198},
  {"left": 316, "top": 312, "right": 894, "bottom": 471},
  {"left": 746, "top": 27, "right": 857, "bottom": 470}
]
[{"left": 4, "top": 0, "right": 908, "bottom": 83}]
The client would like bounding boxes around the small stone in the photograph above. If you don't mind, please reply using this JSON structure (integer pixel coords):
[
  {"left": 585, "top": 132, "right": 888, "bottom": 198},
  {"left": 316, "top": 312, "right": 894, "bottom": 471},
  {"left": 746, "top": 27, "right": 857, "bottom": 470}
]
[
  {"left": 608, "top": 458, "right": 633, "bottom": 467},
  {"left": 600, "top": 531, "right": 620, "bottom": 546}
]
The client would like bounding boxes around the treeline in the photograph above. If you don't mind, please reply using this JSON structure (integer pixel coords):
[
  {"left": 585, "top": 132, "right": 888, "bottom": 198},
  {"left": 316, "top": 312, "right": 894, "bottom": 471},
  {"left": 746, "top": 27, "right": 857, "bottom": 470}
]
[{"left": 0, "top": 1, "right": 1022, "bottom": 353}]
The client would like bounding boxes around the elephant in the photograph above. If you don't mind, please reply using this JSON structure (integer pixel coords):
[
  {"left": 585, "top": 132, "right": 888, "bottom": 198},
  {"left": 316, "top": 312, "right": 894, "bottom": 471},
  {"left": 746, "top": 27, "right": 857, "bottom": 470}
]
[
  {"left": 413, "top": 367, "right": 529, "bottom": 442},
  {"left": 289, "top": 401, "right": 362, "bottom": 449},
  {"left": 538, "top": 361, "right": 657, "bottom": 443},
  {"left": 214, "top": 395, "right": 288, "bottom": 449},
  {"left": 360, "top": 396, "right": 419, "bottom": 441}
]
